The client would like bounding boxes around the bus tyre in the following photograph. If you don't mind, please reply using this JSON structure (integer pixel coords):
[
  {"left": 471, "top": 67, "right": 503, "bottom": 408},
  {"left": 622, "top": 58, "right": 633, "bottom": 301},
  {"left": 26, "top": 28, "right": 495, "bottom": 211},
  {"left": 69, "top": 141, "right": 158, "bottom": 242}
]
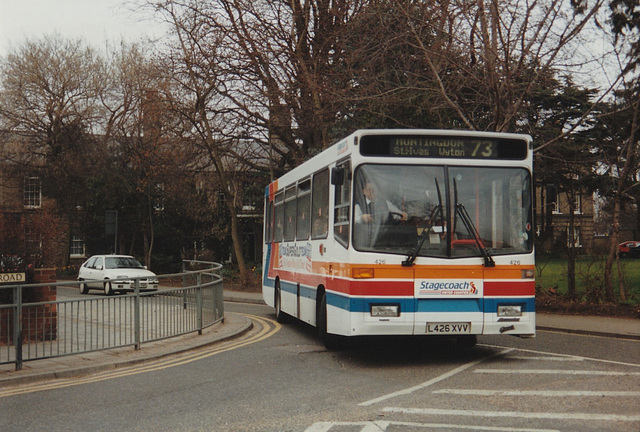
[
  {"left": 317, "top": 291, "right": 344, "bottom": 350},
  {"left": 274, "top": 282, "right": 288, "bottom": 324}
]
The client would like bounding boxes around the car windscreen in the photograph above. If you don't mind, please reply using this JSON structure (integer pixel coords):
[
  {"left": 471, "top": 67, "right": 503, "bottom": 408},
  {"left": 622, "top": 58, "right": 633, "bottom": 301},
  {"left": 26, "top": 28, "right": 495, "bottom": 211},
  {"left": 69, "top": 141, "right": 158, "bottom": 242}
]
[{"left": 105, "top": 257, "right": 144, "bottom": 269}]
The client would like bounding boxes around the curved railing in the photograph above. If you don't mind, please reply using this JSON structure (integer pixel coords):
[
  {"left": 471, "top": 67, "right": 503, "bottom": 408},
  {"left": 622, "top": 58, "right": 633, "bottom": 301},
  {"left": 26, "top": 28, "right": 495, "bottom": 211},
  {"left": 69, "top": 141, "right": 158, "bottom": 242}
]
[{"left": 0, "top": 260, "right": 224, "bottom": 371}]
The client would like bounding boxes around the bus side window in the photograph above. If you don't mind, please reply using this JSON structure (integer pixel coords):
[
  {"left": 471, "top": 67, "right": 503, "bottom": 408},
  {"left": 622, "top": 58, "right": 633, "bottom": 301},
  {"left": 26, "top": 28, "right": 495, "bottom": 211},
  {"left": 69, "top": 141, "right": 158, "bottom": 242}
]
[
  {"left": 264, "top": 195, "right": 274, "bottom": 244},
  {"left": 297, "top": 178, "right": 311, "bottom": 240},
  {"left": 334, "top": 160, "right": 351, "bottom": 247},
  {"left": 284, "top": 186, "right": 297, "bottom": 242},
  {"left": 274, "top": 191, "right": 284, "bottom": 242},
  {"left": 311, "top": 169, "right": 329, "bottom": 239}
]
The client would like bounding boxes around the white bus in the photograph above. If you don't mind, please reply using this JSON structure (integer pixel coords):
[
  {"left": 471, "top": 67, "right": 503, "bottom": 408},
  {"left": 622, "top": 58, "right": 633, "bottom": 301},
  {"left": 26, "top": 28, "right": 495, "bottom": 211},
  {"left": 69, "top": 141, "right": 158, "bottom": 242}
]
[{"left": 263, "top": 129, "right": 535, "bottom": 347}]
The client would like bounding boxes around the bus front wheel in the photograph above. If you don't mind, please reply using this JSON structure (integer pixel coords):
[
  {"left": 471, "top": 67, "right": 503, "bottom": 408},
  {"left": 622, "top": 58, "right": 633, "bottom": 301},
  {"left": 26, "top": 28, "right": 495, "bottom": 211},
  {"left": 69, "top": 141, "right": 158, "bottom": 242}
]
[
  {"left": 274, "top": 282, "right": 288, "bottom": 324},
  {"left": 317, "top": 291, "right": 343, "bottom": 350}
]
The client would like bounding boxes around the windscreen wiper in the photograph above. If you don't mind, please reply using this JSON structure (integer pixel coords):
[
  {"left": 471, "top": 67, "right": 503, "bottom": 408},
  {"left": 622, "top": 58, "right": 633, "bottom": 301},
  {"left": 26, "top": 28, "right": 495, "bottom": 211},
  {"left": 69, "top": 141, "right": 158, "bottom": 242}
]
[
  {"left": 402, "top": 179, "right": 444, "bottom": 267},
  {"left": 453, "top": 180, "right": 495, "bottom": 267}
]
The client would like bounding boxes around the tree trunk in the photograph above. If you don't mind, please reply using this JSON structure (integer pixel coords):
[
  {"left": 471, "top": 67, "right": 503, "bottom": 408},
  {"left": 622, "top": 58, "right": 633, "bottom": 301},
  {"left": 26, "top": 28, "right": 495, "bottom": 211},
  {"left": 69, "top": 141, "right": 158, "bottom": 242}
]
[
  {"left": 227, "top": 201, "right": 248, "bottom": 282},
  {"left": 566, "top": 200, "right": 576, "bottom": 298},
  {"left": 145, "top": 195, "right": 154, "bottom": 269},
  {"left": 604, "top": 199, "right": 620, "bottom": 303}
]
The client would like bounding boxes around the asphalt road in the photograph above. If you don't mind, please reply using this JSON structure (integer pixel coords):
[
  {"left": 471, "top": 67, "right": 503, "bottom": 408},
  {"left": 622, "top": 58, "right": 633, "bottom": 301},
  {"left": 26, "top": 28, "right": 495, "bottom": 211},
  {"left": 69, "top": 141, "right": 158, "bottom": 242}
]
[{"left": 2, "top": 301, "right": 639, "bottom": 432}]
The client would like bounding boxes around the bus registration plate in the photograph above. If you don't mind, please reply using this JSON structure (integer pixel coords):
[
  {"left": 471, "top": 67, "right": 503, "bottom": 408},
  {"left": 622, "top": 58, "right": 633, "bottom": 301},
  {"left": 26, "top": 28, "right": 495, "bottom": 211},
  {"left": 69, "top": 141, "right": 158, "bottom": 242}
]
[{"left": 426, "top": 322, "right": 470, "bottom": 334}]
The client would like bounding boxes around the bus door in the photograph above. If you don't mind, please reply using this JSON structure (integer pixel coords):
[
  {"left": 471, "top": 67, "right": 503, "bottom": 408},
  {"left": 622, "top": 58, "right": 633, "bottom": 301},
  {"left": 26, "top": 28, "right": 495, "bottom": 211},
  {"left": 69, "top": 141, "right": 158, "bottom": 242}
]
[{"left": 412, "top": 266, "right": 485, "bottom": 336}]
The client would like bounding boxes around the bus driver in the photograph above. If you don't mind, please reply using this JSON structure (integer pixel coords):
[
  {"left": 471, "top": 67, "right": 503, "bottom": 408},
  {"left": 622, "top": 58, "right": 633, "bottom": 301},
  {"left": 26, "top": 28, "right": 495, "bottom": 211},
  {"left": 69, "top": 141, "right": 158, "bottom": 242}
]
[{"left": 354, "top": 181, "right": 407, "bottom": 247}]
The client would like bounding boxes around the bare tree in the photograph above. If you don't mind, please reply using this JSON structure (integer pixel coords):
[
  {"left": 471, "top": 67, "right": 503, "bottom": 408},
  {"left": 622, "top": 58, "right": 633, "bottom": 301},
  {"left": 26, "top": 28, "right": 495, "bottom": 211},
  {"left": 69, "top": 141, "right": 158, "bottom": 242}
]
[
  {"left": 390, "top": 0, "right": 606, "bottom": 133},
  {"left": 600, "top": 87, "right": 640, "bottom": 303},
  {"left": 151, "top": 1, "right": 259, "bottom": 281},
  {"left": 598, "top": 0, "right": 640, "bottom": 303},
  {"left": 0, "top": 35, "right": 106, "bottom": 265},
  {"left": 0, "top": 35, "right": 105, "bottom": 154},
  {"left": 100, "top": 43, "right": 188, "bottom": 267}
]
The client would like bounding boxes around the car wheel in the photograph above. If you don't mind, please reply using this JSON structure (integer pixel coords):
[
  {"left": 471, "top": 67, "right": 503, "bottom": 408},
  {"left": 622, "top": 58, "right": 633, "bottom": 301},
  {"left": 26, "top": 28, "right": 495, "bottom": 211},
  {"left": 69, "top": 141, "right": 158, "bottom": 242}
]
[
  {"left": 79, "top": 280, "right": 88, "bottom": 295},
  {"left": 104, "top": 280, "right": 113, "bottom": 296}
]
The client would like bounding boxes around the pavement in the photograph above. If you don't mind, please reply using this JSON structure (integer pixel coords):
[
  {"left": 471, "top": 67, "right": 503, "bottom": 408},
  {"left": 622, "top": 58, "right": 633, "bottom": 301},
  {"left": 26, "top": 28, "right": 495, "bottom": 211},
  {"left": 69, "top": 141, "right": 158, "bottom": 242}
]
[{"left": 0, "top": 290, "right": 638, "bottom": 387}]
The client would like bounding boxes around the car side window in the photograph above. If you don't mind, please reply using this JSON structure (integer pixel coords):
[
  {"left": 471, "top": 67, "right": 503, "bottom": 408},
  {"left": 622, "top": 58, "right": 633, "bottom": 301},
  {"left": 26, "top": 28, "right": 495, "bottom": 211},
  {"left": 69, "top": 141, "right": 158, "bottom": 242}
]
[
  {"left": 95, "top": 257, "right": 103, "bottom": 270},
  {"left": 85, "top": 257, "right": 97, "bottom": 269}
]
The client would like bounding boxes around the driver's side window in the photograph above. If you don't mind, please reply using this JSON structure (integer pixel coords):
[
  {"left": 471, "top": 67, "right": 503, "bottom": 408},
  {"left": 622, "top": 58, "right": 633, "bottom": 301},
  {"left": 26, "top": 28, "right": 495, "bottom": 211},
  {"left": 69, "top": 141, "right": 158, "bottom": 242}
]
[{"left": 333, "top": 160, "right": 351, "bottom": 248}]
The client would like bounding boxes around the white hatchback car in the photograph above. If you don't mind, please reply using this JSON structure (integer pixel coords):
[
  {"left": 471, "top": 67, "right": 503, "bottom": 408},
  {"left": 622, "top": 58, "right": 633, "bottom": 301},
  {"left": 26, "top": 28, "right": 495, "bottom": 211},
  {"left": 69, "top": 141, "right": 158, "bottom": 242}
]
[{"left": 78, "top": 255, "right": 159, "bottom": 295}]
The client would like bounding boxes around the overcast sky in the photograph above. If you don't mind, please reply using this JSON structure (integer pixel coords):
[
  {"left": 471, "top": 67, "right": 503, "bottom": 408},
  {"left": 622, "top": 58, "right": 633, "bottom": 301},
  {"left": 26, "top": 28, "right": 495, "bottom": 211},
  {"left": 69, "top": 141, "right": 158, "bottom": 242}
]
[{"left": 0, "top": 0, "right": 165, "bottom": 57}]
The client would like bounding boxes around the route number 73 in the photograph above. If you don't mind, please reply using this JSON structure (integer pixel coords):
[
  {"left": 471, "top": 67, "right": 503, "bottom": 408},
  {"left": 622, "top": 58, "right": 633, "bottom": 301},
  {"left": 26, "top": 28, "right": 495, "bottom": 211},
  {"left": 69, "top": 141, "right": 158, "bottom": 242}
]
[{"left": 471, "top": 141, "right": 494, "bottom": 158}]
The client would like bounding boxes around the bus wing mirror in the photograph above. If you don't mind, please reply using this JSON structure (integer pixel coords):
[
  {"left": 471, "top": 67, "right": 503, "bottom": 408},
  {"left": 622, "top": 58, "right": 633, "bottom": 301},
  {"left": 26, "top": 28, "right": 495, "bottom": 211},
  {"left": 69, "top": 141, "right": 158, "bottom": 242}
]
[{"left": 331, "top": 167, "right": 345, "bottom": 186}]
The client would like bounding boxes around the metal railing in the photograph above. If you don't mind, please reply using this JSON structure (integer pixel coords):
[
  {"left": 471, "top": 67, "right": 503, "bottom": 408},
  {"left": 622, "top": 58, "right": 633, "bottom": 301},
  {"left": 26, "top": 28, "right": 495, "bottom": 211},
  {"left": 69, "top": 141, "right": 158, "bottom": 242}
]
[{"left": 0, "top": 260, "right": 224, "bottom": 370}]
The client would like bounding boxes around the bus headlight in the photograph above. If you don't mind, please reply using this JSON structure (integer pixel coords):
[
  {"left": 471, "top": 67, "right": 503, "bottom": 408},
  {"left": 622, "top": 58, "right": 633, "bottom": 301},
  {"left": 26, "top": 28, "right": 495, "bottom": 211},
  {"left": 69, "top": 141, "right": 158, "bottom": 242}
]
[
  {"left": 371, "top": 305, "right": 400, "bottom": 318},
  {"left": 497, "top": 305, "right": 522, "bottom": 317}
]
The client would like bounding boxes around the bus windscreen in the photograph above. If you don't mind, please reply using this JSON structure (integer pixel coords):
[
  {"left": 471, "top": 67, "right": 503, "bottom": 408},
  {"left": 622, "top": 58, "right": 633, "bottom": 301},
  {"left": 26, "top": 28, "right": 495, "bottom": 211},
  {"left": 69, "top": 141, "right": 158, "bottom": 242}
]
[{"left": 359, "top": 134, "right": 528, "bottom": 160}]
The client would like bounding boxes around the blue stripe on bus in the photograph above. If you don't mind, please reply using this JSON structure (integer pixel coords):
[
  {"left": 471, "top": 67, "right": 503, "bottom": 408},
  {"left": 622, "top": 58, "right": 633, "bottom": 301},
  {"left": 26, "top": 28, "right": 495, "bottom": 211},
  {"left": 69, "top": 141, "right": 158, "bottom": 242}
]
[
  {"left": 266, "top": 277, "right": 535, "bottom": 314},
  {"left": 416, "top": 299, "right": 483, "bottom": 313},
  {"left": 278, "top": 278, "right": 317, "bottom": 300},
  {"left": 325, "top": 292, "right": 535, "bottom": 314}
]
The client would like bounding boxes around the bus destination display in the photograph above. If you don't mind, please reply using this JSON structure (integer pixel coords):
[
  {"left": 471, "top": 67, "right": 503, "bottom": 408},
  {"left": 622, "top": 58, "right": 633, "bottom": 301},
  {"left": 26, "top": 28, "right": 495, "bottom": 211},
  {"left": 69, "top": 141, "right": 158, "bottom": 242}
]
[{"left": 360, "top": 135, "right": 528, "bottom": 160}]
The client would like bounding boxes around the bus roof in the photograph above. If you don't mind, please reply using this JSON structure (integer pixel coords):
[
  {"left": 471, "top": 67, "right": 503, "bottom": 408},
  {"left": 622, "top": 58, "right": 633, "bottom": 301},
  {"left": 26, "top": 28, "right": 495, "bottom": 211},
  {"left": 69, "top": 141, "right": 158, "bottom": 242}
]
[{"left": 267, "top": 129, "right": 533, "bottom": 194}]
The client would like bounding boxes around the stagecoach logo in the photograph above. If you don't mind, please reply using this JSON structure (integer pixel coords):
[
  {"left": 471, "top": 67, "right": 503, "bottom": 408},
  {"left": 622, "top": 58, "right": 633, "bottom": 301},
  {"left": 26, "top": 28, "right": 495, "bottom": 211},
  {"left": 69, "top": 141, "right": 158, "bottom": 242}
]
[
  {"left": 279, "top": 242, "right": 312, "bottom": 272},
  {"left": 415, "top": 279, "right": 482, "bottom": 297}
]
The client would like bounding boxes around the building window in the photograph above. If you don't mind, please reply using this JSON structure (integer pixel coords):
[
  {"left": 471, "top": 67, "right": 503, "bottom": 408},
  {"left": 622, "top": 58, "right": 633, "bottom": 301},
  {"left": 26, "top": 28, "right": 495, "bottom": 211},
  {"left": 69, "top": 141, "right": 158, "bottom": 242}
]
[
  {"left": 574, "top": 194, "right": 582, "bottom": 214},
  {"left": 25, "top": 230, "right": 42, "bottom": 261},
  {"left": 567, "top": 227, "right": 582, "bottom": 248},
  {"left": 70, "top": 234, "right": 85, "bottom": 257},
  {"left": 24, "top": 176, "right": 42, "bottom": 208}
]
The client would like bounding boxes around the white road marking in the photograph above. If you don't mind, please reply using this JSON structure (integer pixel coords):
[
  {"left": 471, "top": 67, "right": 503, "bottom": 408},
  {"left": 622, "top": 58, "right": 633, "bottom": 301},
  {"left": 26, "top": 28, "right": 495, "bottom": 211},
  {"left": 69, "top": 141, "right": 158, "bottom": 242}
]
[
  {"left": 433, "top": 389, "right": 640, "bottom": 397},
  {"left": 506, "top": 355, "right": 584, "bottom": 361},
  {"left": 383, "top": 407, "right": 640, "bottom": 422},
  {"left": 305, "top": 421, "right": 561, "bottom": 432},
  {"left": 358, "top": 348, "right": 514, "bottom": 406},
  {"left": 479, "top": 343, "right": 640, "bottom": 368},
  {"left": 304, "top": 422, "right": 338, "bottom": 432},
  {"left": 474, "top": 369, "right": 640, "bottom": 376}
]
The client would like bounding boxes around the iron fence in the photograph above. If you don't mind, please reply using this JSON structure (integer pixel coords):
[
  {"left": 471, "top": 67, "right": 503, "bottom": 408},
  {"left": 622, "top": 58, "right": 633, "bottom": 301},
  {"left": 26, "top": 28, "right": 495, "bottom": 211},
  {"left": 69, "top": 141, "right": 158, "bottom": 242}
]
[{"left": 0, "top": 260, "right": 224, "bottom": 370}]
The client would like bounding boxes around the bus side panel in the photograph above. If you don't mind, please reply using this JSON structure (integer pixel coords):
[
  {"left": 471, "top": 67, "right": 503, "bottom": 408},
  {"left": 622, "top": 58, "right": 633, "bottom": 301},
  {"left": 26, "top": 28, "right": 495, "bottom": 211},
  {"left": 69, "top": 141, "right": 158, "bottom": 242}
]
[
  {"left": 325, "top": 290, "right": 354, "bottom": 336},
  {"left": 279, "top": 278, "right": 299, "bottom": 317},
  {"left": 299, "top": 284, "right": 318, "bottom": 325}
]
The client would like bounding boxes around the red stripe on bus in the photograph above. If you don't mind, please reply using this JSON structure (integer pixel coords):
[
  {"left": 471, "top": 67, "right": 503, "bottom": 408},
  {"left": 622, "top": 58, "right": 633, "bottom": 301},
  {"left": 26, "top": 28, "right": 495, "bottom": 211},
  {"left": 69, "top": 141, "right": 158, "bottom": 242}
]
[{"left": 484, "top": 281, "right": 535, "bottom": 296}]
